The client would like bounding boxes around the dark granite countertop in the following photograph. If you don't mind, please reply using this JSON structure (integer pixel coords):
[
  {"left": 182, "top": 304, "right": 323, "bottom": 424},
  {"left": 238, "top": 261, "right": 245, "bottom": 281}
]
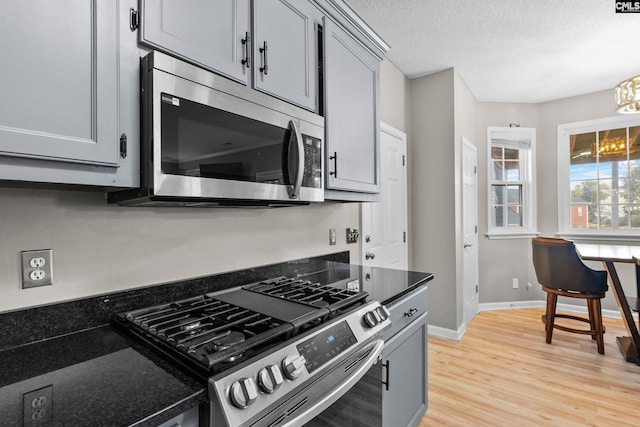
[
  {"left": 0, "top": 326, "right": 206, "bottom": 427},
  {"left": 296, "top": 262, "right": 434, "bottom": 306},
  {"left": 0, "top": 252, "right": 433, "bottom": 427}
]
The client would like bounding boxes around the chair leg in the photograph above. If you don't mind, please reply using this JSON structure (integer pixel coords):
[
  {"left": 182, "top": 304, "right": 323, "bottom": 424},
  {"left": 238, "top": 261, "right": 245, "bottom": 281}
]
[
  {"left": 587, "top": 299, "right": 596, "bottom": 340},
  {"left": 545, "top": 292, "right": 557, "bottom": 344},
  {"left": 592, "top": 298, "right": 605, "bottom": 355}
]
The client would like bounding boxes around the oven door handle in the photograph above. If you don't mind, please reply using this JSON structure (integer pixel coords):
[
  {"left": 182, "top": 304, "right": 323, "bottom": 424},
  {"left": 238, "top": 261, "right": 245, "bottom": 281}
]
[
  {"left": 285, "top": 120, "right": 304, "bottom": 199},
  {"left": 281, "top": 339, "right": 385, "bottom": 427}
]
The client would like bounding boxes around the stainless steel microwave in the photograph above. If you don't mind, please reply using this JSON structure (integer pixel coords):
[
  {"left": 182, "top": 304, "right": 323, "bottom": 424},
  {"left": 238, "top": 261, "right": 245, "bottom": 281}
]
[{"left": 109, "top": 51, "right": 324, "bottom": 207}]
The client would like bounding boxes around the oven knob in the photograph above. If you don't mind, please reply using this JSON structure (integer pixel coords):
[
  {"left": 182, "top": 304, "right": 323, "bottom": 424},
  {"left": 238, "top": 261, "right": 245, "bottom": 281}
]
[
  {"left": 258, "top": 364, "right": 284, "bottom": 393},
  {"left": 229, "top": 377, "right": 258, "bottom": 409},
  {"left": 376, "top": 306, "right": 389, "bottom": 321},
  {"left": 282, "top": 355, "right": 306, "bottom": 380},
  {"left": 363, "top": 310, "right": 378, "bottom": 328}
]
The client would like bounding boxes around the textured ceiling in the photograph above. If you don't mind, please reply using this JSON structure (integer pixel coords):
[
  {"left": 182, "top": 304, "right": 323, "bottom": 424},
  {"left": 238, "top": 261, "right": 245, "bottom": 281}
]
[{"left": 344, "top": 0, "right": 640, "bottom": 103}]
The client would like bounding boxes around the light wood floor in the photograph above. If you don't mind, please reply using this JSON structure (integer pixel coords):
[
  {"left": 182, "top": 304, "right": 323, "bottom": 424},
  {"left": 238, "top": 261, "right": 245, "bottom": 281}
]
[{"left": 419, "top": 308, "right": 640, "bottom": 427}]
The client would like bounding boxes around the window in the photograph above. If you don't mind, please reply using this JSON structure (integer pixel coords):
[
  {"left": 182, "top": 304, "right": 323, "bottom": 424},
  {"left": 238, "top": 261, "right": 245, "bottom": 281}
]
[
  {"left": 487, "top": 126, "right": 537, "bottom": 238},
  {"left": 558, "top": 115, "right": 640, "bottom": 239}
]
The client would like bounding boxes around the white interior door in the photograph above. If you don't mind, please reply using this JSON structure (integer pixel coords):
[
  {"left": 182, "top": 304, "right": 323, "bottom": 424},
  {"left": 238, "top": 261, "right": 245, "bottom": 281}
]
[
  {"left": 462, "top": 137, "right": 479, "bottom": 325},
  {"left": 361, "top": 123, "right": 408, "bottom": 270}
]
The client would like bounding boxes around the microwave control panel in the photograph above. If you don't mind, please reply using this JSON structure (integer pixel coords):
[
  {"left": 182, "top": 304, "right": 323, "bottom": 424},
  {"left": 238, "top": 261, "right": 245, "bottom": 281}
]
[{"left": 303, "top": 136, "right": 322, "bottom": 188}]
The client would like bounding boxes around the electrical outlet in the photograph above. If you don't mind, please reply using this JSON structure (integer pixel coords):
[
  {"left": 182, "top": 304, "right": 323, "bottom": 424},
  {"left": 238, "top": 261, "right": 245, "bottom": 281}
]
[
  {"left": 23, "top": 385, "right": 53, "bottom": 425},
  {"left": 329, "top": 228, "right": 336, "bottom": 245},
  {"left": 21, "top": 249, "right": 53, "bottom": 289},
  {"left": 512, "top": 278, "right": 519, "bottom": 289},
  {"left": 346, "top": 228, "right": 359, "bottom": 244}
]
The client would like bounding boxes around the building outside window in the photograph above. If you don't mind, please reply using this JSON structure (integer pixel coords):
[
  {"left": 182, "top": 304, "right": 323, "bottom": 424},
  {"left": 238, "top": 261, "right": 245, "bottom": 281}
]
[
  {"left": 487, "top": 126, "right": 537, "bottom": 239},
  {"left": 558, "top": 115, "right": 640, "bottom": 239}
]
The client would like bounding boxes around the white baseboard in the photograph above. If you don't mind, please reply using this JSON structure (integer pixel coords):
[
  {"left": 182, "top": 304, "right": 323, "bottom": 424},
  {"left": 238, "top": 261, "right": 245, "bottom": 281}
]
[
  {"left": 479, "top": 300, "right": 629, "bottom": 320},
  {"left": 427, "top": 323, "right": 466, "bottom": 341},
  {"left": 427, "top": 300, "right": 637, "bottom": 341},
  {"left": 479, "top": 300, "right": 545, "bottom": 311}
]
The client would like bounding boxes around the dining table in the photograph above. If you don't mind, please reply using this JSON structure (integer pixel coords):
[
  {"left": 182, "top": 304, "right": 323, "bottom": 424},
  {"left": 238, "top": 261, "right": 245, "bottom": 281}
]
[{"left": 575, "top": 243, "right": 640, "bottom": 364}]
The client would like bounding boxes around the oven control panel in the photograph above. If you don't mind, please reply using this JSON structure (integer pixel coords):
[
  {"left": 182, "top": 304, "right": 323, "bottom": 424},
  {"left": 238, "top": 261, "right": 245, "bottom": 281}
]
[
  {"left": 363, "top": 305, "right": 390, "bottom": 328},
  {"left": 209, "top": 300, "right": 390, "bottom": 427}
]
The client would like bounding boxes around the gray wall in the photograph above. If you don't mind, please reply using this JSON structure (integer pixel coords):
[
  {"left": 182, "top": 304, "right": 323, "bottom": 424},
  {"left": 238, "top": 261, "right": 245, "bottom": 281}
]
[
  {"left": 476, "top": 90, "right": 637, "bottom": 312},
  {"left": 0, "top": 187, "right": 360, "bottom": 312},
  {"left": 406, "top": 71, "right": 637, "bottom": 332},
  {"left": 380, "top": 59, "right": 410, "bottom": 133},
  {"left": 476, "top": 102, "right": 542, "bottom": 304},
  {"left": 409, "top": 69, "right": 458, "bottom": 330}
]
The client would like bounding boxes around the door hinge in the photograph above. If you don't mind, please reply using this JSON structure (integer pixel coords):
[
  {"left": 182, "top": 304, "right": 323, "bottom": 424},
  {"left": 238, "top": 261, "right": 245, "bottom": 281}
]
[
  {"left": 120, "top": 133, "right": 127, "bottom": 159},
  {"left": 402, "top": 155, "right": 406, "bottom": 166},
  {"left": 403, "top": 231, "right": 406, "bottom": 243},
  {"left": 475, "top": 225, "right": 477, "bottom": 233},
  {"left": 129, "top": 8, "right": 139, "bottom": 32},
  {"left": 474, "top": 166, "right": 477, "bottom": 174},
  {"left": 476, "top": 284, "right": 479, "bottom": 294}
]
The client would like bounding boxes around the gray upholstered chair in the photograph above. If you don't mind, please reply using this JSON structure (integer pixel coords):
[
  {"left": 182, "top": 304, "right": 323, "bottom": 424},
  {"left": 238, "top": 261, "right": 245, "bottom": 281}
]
[{"left": 532, "top": 237, "right": 608, "bottom": 354}]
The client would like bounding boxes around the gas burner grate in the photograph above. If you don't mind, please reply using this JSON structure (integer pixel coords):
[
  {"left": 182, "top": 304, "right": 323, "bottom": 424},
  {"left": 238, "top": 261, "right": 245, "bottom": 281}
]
[
  {"left": 115, "top": 294, "right": 294, "bottom": 372},
  {"left": 244, "top": 277, "right": 367, "bottom": 314},
  {"left": 113, "top": 275, "right": 369, "bottom": 377}
]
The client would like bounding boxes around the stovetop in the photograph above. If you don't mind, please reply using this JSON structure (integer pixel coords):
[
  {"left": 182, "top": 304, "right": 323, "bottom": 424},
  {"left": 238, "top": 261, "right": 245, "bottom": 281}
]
[{"left": 113, "top": 276, "right": 368, "bottom": 378}]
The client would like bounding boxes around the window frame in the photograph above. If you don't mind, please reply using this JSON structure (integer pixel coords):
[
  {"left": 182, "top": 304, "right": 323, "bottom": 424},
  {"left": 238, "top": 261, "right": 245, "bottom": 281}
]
[
  {"left": 486, "top": 126, "right": 538, "bottom": 239},
  {"left": 557, "top": 115, "right": 640, "bottom": 241}
]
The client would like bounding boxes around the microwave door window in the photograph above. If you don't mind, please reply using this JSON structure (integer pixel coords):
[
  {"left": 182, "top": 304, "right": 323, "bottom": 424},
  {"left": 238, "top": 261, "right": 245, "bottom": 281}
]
[{"left": 160, "top": 93, "right": 288, "bottom": 184}]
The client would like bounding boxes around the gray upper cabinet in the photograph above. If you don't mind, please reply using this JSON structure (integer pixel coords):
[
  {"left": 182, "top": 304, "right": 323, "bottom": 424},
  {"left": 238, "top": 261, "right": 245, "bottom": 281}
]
[
  {"left": 323, "top": 17, "right": 380, "bottom": 194},
  {"left": 0, "top": 0, "right": 132, "bottom": 185},
  {"left": 315, "top": 0, "right": 389, "bottom": 200},
  {"left": 139, "top": 0, "right": 317, "bottom": 111},
  {"left": 253, "top": 0, "right": 318, "bottom": 111},
  {"left": 140, "top": 0, "right": 251, "bottom": 85}
]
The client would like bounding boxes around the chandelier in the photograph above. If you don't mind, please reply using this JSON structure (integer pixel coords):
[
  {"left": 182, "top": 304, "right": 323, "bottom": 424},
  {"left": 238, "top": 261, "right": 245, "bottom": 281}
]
[
  {"left": 615, "top": 75, "right": 640, "bottom": 113},
  {"left": 591, "top": 136, "right": 627, "bottom": 157}
]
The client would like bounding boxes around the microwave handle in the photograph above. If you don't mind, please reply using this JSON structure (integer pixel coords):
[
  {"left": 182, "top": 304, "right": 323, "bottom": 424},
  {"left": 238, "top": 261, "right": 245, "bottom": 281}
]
[{"left": 287, "top": 120, "right": 304, "bottom": 199}]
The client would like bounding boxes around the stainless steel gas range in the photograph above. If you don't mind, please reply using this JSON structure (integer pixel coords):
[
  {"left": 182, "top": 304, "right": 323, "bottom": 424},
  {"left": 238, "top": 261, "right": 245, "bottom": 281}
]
[{"left": 113, "top": 276, "right": 390, "bottom": 427}]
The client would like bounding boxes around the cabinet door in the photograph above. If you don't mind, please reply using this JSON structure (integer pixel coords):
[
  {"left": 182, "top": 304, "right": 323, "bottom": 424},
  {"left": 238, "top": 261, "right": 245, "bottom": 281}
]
[
  {"left": 382, "top": 313, "right": 428, "bottom": 427},
  {"left": 324, "top": 18, "right": 380, "bottom": 194},
  {"left": 140, "top": 0, "right": 250, "bottom": 84},
  {"left": 0, "top": 0, "right": 119, "bottom": 167},
  {"left": 253, "top": 0, "right": 318, "bottom": 111}
]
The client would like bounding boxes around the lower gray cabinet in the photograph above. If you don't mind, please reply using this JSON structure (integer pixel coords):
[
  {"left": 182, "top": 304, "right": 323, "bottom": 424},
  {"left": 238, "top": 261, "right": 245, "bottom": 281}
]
[
  {"left": 382, "top": 313, "right": 428, "bottom": 427},
  {"left": 382, "top": 290, "right": 428, "bottom": 427}
]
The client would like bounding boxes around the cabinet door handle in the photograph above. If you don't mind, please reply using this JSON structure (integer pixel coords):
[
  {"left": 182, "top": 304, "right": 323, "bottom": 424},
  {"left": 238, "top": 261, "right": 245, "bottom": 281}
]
[
  {"left": 405, "top": 308, "right": 418, "bottom": 318},
  {"left": 259, "top": 41, "right": 269, "bottom": 75},
  {"left": 241, "top": 32, "right": 251, "bottom": 68},
  {"left": 382, "top": 361, "right": 390, "bottom": 391},
  {"left": 329, "top": 152, "right": 337, "bottom": 177}
]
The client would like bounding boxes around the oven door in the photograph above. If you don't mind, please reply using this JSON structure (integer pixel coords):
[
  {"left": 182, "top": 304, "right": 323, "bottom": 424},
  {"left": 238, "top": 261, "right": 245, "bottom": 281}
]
[
  {"left": 145, "top": 55, "right": 324, "bottom": 204},
  {"left": 303, "top": 359, "right": 382, "bottom": 427},
  {"left": 209, "top": 339, "right": 384, "bottom": 427}
]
